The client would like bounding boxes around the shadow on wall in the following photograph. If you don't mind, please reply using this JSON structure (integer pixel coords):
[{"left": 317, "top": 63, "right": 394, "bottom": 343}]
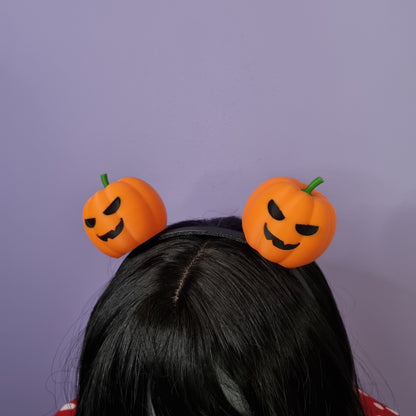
[
  {"left": 323, "top": 260, "right": 411, "bottom": 413},
  {"left": 45, "top": 286, "right": 108, "bottom": 413},
  {"left": 377, "top": 198, "right": 416, "bottom": 289}
]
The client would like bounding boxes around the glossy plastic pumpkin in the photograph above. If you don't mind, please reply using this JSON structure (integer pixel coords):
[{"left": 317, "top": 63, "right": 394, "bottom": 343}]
[
  {"left": 242, "top": 177, "right": 336, "bottom": 268},
  {"left": 83, "top": 174, "right": 167, "bottom": 257}
]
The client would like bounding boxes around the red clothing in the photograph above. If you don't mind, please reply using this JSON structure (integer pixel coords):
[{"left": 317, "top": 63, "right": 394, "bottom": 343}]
[
  {"left": 54, "top": 392, "right": 399, "bottom": 416},
  {"left": 358, "top": 390, "right": 399, "bottom": 416},
  {"left": 54, "top": 400, "right": 77, "bottom": 415}
]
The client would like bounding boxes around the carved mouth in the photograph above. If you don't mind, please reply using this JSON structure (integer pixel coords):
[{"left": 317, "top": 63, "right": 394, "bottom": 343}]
[
  {"left": 264, "top": 223, "right": 300, "bottom": 251},
  {"left": 98, "top": 218, "right": 124, "bottom": 241}
]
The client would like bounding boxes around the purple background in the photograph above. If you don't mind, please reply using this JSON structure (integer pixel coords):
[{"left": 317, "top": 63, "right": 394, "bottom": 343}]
[{"left": 1, "top": 1, "right": 414, "bottom": 415}]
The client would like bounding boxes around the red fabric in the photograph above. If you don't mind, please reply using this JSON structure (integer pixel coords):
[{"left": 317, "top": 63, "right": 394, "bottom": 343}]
[
  {"left": 358, "top": 390, "right": 400, "bottom": 416},
  {"left": 54, "top": 399, "right": 77, "bottom": 416},
  {"left": 54, "top": 392, "right": 399, "bottom": 415}
]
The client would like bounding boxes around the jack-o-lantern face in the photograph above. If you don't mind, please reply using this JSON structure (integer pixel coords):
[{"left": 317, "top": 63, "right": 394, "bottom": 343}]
[
  {"left": 242, "top": 177, "right": 336, "bottom": 268},
  {"left": 83, "top": 175, "right": 167, "bottom": 257}
]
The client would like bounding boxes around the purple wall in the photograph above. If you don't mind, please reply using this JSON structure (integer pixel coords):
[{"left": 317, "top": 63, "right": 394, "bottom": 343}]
[{"left": 1, "top": 1, "right": 414, "bottom": 414}]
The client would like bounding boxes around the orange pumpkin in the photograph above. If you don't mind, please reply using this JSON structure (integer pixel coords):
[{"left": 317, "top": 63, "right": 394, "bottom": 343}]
[
  {"left": 242, "top": 177, "right": 336, "bottom": 268},
  {"left": 83, "top": 174, "right": 167, "bottom": 257}
]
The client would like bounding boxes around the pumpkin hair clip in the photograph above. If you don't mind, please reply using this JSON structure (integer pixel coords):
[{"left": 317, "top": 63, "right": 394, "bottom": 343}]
[
  {"left": 242, "top": 176, "right": 336, "bottom": 268},
  {"left": 83, "top": 174, "right": 167, "bottom": 258},
  {"left": 83, "top": 174, "right": 335, "bottom": 269}
]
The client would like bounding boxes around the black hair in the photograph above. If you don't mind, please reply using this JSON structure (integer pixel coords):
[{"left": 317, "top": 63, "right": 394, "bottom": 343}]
[{"left": 75, "top": 217, "right": 364, "bottom": 416}]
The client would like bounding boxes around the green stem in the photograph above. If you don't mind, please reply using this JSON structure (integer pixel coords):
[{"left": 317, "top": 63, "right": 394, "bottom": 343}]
[
  {"left": 302, "top": 176, "right": 324, "bottom": 195},
  {"left": 101, "top": 173, "right": 110, "bottom": 188}
]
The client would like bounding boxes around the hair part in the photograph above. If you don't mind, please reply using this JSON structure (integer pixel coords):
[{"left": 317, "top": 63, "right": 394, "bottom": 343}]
[{"left": 75, "top": 217, "right": 364, "bottom": 416}]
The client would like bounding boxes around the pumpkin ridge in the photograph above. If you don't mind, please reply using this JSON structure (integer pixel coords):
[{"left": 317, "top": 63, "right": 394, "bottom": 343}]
[
  {"left": 120, "top": 178, "right": 166, "bottom": 229},
  {"left": 118, "top": 180, "right": 165, "bottom": 241},
  {"left": 114, "top": 182, "right": 154, "bottom": 241}
]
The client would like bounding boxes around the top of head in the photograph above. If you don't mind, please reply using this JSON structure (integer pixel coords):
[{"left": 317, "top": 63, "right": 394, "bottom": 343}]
[
  {"left": 123, "top": 217, "right": 313, "bottom": 289},
  {"left": 132, "top": 224, "right": 247, "bottom": 253},
  {"left": 78, "top": 216, "right": 358, "bottom": 415}
]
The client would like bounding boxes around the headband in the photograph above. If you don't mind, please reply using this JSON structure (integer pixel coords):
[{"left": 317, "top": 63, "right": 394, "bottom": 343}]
[{"left": 83, "top": 174, "right": 336, "bottom": 268}]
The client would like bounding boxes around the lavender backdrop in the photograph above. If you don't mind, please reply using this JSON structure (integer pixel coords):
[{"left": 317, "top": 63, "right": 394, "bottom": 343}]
[{"left": 1, "top": 1, "right": 414, "bottom": 415}]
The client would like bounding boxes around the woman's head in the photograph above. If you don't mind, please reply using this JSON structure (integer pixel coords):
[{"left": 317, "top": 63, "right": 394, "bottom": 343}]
[{"left": 76, "top": 217, "right": 363, "bottom": 416}]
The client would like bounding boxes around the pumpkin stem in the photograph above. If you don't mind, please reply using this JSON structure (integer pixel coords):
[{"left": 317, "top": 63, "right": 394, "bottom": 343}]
[
  {"left": 101, "top": 173, "right": 110, "bottom": 188},
  {"left": 302, "top": 177, "right": 324, "bottom": 195}
]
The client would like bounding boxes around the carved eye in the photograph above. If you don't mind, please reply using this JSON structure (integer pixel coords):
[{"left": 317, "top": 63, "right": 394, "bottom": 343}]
[
  {"left": 268, "top": 199, "right": 285, "bottom": 221},
  {"left": 85, "top": 218, "right": 96, "bottom": 228},
  {"left": 103, "top": 197, "right": 121, "bottom": 215},
  {"left": 296, "top": 224, "right": 319, "bottom": 236}
]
